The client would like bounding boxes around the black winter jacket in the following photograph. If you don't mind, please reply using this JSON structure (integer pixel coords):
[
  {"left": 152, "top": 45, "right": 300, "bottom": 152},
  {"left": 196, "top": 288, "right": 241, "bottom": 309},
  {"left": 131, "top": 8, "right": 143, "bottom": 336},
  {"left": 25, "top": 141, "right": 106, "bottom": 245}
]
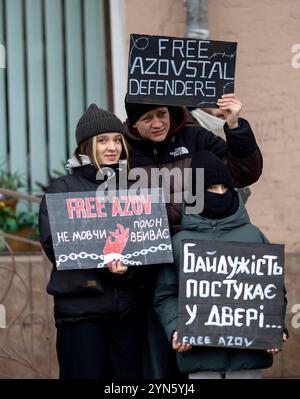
[
  {"left": 125, "top": 107, "right": 263, "bottom": 234},
  {"left": 39, "top": 165, "right": 142, "bottom": 324}
]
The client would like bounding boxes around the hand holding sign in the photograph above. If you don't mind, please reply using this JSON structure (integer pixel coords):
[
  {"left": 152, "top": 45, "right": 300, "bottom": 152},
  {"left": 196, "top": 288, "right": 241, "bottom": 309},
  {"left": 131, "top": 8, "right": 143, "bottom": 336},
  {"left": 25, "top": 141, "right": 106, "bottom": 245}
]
[
  {"left": 103, "top": 224, "right": 129, "bottom": 266},
  {"left": 266, "top": 332, "right": 288, "bottom": 354},
  {"left": 107, "top": 260, "right": 128, "bottom": 275},
  {"left": 217, "top": 93, "right": 241, "bottom": 129},
  {"left": 104, "top": 225, "right": 129, "bottom": 273},
  {"left": 172, "top": 331, "right": 192, "bottom": 352}
]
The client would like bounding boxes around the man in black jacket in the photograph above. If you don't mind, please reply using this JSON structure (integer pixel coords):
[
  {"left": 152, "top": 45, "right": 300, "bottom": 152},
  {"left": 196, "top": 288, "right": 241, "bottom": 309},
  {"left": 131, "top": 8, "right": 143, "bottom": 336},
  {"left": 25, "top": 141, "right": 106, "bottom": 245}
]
[{"left": 124, "top": 93, "right": 262, "bottom": 234}]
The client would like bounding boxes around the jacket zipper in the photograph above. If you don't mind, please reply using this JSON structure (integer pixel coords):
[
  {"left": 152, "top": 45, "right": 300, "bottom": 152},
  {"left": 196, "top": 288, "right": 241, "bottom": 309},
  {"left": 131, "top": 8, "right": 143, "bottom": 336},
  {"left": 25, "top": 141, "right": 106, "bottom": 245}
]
[
  {"left": 153, "top": 145, "right": 158, "bottom": 164},
  {"left": 153, "top": 145, "right": 163, "bottom": 188}
]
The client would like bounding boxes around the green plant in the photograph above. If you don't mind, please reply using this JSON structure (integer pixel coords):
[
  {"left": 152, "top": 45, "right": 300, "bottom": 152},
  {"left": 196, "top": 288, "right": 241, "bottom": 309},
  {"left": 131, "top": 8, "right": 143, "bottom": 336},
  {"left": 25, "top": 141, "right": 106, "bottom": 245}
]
[
  {"left": 0, "top": 161, "right": 25, "bottom": 194},
  {"left": 0, "top": 201, "right": 18, "bottom": 231},
  {"left": 0, "top": 201, "right": 39, "bottom": 237},
  {"left": 17, "top": 211, "right": 38, "bottom": 227}
]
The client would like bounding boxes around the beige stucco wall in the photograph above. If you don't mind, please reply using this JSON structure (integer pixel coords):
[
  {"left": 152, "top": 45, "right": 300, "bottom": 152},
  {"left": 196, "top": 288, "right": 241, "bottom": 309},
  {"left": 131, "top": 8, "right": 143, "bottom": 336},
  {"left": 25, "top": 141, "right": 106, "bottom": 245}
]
[
  {"left": 205, "top": 0, "right": 300, "bottom": 378},
  {"left": 125, "top": 0, "right": 185, "bottom": 38},
  {"left": 208, "top": 0, "right": 300, "bottom": 254}
]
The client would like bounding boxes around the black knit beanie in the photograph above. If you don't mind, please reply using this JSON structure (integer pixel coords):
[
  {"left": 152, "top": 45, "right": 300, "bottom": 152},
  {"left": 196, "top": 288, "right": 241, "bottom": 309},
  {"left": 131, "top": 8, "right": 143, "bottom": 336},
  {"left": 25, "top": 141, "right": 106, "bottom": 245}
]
[
  {"left": 190, "top": 150, "right": 233, "bottom": 193},
  {"left": 125, "top": 95, "right": 162, "bottom": 125},
  {"left": 76, "top": 104, "right": 126, "bottom": 145}
]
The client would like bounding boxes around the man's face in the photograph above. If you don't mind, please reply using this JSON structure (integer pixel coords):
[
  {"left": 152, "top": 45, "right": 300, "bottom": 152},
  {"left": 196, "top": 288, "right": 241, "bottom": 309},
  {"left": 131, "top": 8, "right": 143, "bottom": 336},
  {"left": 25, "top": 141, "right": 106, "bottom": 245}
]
[{"left": 133, "top": 107, "right": 170, "bottom": 142}]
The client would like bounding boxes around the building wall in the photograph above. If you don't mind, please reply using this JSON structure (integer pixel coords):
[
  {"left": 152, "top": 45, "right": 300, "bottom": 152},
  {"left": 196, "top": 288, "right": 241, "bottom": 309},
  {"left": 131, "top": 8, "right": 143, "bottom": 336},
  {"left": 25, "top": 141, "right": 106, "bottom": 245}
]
[
  {"left": 207, "top": 0, "right": 300, "bottom": 378},
  {"left": 208, "top": 0, "right": 300, "bottom": 254},
  {"left": 125, "top": 0, "right": 300, "bottom": 378},
  {"left": 125, "top": 0, "right": 185, "bottom": 42}
]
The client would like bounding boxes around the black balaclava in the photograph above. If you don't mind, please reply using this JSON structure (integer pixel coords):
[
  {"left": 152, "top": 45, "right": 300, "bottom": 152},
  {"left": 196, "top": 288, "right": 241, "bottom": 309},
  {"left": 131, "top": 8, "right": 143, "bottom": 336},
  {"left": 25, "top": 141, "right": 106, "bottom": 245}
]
[
  {"left": 190, "top": 151, "right": 239, "bottom": 219},
  {"left": 201, "top": 190, "right": 239, "bottom": 219}
]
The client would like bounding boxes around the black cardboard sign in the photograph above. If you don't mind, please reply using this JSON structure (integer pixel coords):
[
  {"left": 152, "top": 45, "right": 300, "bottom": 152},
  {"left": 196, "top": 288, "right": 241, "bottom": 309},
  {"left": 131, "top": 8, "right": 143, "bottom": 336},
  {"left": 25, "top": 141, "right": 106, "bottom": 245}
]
[
  {"left": 45, "top": 188, "right": 173, "bottom": 270},
  {"left": 177, "top": 240, "right": 285, "bottom": 350},
  {"left": 127, "top": 33, "right": 237, "bottom": 107}
]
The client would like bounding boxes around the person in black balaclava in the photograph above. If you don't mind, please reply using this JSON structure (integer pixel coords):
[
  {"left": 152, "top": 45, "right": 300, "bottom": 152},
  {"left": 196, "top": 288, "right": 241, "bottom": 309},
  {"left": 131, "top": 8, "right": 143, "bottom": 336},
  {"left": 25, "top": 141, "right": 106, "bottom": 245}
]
[
  {"left": 154, "top": 150, "right": 288, "bottom": 380},
  {"left": 190, "top": 150, "right": 239, "bottom": 220}
]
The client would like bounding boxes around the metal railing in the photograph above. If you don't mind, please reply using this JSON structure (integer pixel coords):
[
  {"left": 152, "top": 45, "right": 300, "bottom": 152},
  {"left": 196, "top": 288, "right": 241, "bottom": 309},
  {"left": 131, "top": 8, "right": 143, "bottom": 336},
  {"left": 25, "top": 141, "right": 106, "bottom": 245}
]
[{"left": 0, "top": 188, "right": 57, "bottom": 378}]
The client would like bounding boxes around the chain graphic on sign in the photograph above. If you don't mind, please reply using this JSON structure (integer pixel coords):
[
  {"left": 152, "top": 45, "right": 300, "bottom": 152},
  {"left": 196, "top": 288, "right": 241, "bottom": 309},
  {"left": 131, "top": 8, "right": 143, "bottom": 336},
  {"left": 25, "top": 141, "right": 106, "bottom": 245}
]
[
  {"left": 56, "top": 243, "right": 172, "bottom": 268},
  {"left": 196, "top": 82, "right": 235, "bottom": 107},
  {"left": 55, "top": 222, "right": 171, "bottom": 268},
  {"left": 209, "top": 51, "right": 237, "bottom": 60}
]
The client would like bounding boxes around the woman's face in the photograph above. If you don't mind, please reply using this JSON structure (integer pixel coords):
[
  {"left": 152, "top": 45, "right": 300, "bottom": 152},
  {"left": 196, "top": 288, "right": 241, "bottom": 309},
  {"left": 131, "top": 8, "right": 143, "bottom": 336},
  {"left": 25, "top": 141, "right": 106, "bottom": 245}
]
[{"left": 96, "top": 133, "right": 123, "bottom": 164}]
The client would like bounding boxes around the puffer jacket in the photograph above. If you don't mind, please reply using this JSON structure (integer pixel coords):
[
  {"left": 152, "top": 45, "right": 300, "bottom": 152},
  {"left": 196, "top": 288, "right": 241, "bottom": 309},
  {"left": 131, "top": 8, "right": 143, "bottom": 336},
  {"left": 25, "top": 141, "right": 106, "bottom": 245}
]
[
  {"left": 124, "top": 107, "right": 263, "bottom": 234},
  {"left": 39, "top": 164, "right": 142, "bottom": 325},
  {"left": 154, "top": 195, "right": 288, "bottom": 373}
]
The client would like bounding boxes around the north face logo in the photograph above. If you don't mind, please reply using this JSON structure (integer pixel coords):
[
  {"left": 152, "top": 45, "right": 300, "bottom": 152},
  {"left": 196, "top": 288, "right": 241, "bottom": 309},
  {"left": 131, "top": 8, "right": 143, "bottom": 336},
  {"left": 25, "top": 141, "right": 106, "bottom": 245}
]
[{"left": 170, "top": 147, "right": 189, "bottom": 157}]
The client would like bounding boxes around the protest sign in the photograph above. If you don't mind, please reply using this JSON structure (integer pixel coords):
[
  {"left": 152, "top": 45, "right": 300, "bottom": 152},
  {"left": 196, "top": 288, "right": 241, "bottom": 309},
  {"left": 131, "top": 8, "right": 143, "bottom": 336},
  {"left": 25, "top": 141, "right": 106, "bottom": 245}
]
[
  {"left": 177, "top": 240, "right": 285, "bottom": 350},
  {"left": 127, "top": 33, "right": 237, "bottom": 107},
  {"left": 45, "top": 188, "right": 173, "bottom": 270}
]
